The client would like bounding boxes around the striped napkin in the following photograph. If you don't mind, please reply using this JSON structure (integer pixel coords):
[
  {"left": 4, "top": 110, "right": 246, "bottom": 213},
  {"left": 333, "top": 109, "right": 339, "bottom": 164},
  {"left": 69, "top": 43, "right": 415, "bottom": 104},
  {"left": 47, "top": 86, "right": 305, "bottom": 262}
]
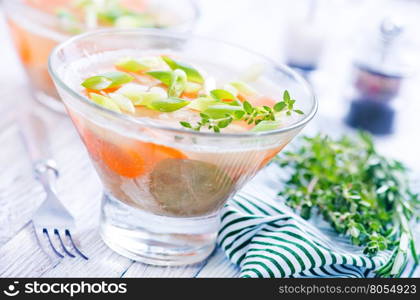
[{"left": 218, "top": 164, "right": 393, "bottom": 278}]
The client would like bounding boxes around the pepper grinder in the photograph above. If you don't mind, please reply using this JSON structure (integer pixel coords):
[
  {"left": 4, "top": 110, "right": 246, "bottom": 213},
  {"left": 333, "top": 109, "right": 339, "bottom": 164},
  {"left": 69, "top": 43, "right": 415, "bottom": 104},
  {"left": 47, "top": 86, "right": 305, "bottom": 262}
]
[{"left": 345, "top": 17, "right": 407, "bottom": 135}]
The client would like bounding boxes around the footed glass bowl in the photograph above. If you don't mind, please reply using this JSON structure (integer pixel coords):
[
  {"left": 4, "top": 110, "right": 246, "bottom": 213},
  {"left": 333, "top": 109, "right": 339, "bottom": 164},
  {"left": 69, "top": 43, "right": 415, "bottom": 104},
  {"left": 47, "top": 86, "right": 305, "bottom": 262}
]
[{"left": 49, "top": 29, "right": 317, "bottom": 266}]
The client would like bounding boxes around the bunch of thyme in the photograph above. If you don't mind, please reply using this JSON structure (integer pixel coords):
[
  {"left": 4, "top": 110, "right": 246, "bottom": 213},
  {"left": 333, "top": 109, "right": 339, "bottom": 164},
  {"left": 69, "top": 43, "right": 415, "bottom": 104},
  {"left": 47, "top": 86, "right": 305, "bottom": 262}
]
[{"left": 275, "top": 132, "right": 419, "bottom": 277}]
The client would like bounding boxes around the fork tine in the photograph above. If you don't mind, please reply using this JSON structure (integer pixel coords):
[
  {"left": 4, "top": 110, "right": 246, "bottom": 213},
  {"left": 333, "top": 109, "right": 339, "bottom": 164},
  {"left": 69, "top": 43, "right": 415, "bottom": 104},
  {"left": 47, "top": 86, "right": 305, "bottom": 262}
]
[
  {"left": 54, "top": 229, "right": 76, "bottom": 258},
  {"left": 65, "top": 229, "right": 89, "bottom": 260},
  {"left": 42, "top": 228, "right": 64, "bottom": 258}
]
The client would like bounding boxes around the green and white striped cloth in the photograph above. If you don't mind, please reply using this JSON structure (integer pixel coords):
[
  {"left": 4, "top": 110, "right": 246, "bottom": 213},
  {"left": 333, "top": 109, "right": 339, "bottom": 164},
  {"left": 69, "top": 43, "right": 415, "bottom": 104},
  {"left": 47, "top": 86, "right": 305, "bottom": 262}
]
[{"left": 218, "top": 165, "right": 393, "bottom": 278}]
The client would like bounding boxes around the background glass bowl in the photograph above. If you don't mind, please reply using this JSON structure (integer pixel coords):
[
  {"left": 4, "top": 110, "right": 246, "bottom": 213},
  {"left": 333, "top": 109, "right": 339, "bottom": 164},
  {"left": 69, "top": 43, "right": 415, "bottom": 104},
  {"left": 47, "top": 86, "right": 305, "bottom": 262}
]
[
  {"left": 49, "top": 29, "right": 317, "bottom": 266},
  {"left": 3, "top": 0, "right": 199, "bottom": 112}
]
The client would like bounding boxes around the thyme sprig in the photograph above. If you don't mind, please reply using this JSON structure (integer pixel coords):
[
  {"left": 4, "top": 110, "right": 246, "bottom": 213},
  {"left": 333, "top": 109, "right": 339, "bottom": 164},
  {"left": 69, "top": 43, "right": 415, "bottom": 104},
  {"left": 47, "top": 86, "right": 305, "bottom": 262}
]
[{"left": 180, "top": 113, "right": 233, "bottom": 133}]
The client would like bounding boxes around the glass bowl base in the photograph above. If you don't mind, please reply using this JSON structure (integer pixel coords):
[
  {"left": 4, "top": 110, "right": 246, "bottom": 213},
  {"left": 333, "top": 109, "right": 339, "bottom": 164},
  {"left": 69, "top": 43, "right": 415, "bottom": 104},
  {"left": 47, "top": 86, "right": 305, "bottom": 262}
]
[{"left": 99, "top": 193, "right": 218, "bottom": 266}]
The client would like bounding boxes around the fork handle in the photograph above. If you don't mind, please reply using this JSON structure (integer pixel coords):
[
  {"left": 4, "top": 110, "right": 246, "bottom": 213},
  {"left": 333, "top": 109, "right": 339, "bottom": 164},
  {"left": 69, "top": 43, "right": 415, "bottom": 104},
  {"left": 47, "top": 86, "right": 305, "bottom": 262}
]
[
  {"left": 18, "top": 110, "right": 60, "bottom": 182},
  {"left": 18, "top": 110, "right": 51, "bottom": 163},
  {"left": 34, "top": 159, "right": 59, "bottom": 186}
]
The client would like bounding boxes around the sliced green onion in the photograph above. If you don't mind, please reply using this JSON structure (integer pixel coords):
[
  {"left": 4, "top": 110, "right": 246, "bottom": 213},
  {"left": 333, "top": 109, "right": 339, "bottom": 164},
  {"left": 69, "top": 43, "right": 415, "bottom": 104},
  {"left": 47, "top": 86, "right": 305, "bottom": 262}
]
[
  {"left": 138, "top": 56, "right": 165, "bottom": 70},
  {"left": 188, "top": 96, "right": 219, "bottom": 111},
  {"left": 184, "top": 81, "right": 202, "bottom": 94},
  {"left": 148, "top": 97, "right": 190, "bottom": 112},
  {"left": 230, "top": 81, "right": 258, "bottom": 97},
  {"left": 202, "top": 104, "right": 244, "bottom": 119},
  {"left": 146, "top": 70, "right": 173, "bottom": 86},
  {"left": 81, "top": 76, "right": 112, "bottom": 91},
  {"left": 102, "top": 71, "right": 134, "bottom": 87},
  {"left": 168, "top": 69, "right": 187, "bottom": 98},
  {"left": 161, "top": 56, "right": 204, "bottom": 84},
  {"left": 117, "top": 84, "right": 166, "bottom": 106},
  {"left": 116, "top": 83, "right": 147, "bottom": 96},
  {"left": 116, "top": 56, "right": 164, "bottom": 72},
  {"left": 223, "top": 83, "right": 238, "bottom": 97},
  {"left": 89, "top": 93, "right": 121, "bottom": 113},
  {"left": 115, "top": 58, "right": 146, "bottom": 73},
  {"left": 81, "top": 71, "right": 134, "bottom": 90},
  {"left": 134, "top": 91, "right": 167, "bottom": 106},
  {"left": 108, "top": 93, "right": 135, "bottom": 113},
  {"left": 210, "top": 89, "right": 236, "bottom": 101}
]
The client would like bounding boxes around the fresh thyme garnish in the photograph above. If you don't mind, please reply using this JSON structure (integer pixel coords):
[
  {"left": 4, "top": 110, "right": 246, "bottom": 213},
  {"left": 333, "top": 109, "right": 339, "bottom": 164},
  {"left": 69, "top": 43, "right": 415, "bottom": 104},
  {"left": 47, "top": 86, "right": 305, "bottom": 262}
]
[
  {"left": 242, "top": 101, "right": 276, "bottom": 125},
  {"left": 278, "top": 90, "right": 304, "bottom": 116},
  {"left": 180, "top": 114, "right": 233, "bottom": 133},
  {"left": 180, "top": 90, "right": 303, "bottom": 133},
  {"left": 275, "top": 133, "right": 420, "bottom": 277}
]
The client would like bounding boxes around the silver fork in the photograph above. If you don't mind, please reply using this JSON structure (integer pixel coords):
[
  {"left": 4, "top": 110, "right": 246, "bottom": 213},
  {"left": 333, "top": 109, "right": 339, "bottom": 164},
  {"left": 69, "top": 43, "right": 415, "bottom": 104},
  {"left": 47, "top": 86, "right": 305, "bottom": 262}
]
[{"left": 18, "top": 108, "right": 88, "bottom": 260}]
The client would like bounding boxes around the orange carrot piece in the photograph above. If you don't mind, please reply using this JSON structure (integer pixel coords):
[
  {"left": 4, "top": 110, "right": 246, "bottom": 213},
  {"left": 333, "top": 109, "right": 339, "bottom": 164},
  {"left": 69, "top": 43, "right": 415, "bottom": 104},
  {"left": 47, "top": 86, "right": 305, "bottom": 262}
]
[
  {"left": 101, "top": 143, "right": 146, "bottom": 178},
  {"left": 81, "top": 128, "right": 186, "bottom": 178},
  {"left": 181, "top": 91, "right": 199, "bottom": 99},
  {"left": 85, "top": 86, "right": 120, "bottom": 95}
]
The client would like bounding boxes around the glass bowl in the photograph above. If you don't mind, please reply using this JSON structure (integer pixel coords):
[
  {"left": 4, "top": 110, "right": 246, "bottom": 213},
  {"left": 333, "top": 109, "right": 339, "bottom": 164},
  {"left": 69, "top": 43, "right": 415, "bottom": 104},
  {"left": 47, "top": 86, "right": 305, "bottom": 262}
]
[{"left": 49, "top": 28, "right": 317, "bottom": 266}]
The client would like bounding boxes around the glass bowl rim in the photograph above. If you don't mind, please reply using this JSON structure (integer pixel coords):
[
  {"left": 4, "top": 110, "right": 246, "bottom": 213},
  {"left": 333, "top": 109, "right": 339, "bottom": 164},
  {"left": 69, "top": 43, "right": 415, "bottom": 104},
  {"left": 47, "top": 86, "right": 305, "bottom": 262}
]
[{"left": 48, "top": 28, "right": 318, "bottom": 138}]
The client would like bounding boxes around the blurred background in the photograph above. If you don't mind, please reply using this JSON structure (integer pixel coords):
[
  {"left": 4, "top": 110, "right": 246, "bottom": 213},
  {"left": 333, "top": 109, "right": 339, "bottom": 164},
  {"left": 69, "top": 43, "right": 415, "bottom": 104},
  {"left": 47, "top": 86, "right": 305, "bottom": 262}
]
[
  {"left": 196, "top": 0, "right": 420, "bottom": 170},
  {"left": 1, "top": 0, "right": 420, "bottom": 245}
]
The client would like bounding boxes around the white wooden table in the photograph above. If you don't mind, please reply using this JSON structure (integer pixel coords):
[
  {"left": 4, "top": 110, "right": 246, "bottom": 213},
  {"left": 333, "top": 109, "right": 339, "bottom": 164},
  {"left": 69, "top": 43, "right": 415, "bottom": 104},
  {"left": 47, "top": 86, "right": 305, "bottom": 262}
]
[{"left": 1, "top": 0, "right": 420, "bottom": 277}]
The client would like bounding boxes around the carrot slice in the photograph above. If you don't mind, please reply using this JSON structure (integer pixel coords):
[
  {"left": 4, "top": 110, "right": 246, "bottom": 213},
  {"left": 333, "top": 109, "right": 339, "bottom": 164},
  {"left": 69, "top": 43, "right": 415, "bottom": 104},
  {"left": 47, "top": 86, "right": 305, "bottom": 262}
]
[
  {"left": 101, "top": 143, "right": 146, "bottom": 178},
  {"left": 237, "top": 94, "right": 247, "bottom": 102},
  {"left": 80, "top": 129, "right": 146, "bottom": 177},
  {"left": 151, "top": 144, "right": 186, "bottom": 161},
  {"left": 221, "top": 98, "right": 236, "bottom": 104},
  {"left": 85, "top": 86, "right": 120, "bottom": 95},
  {"left": 80, "top": 127, "right": 186, "bottom": 178},
  {"left": 181, "top": 90, "right": 199, "bottom": 99}
]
